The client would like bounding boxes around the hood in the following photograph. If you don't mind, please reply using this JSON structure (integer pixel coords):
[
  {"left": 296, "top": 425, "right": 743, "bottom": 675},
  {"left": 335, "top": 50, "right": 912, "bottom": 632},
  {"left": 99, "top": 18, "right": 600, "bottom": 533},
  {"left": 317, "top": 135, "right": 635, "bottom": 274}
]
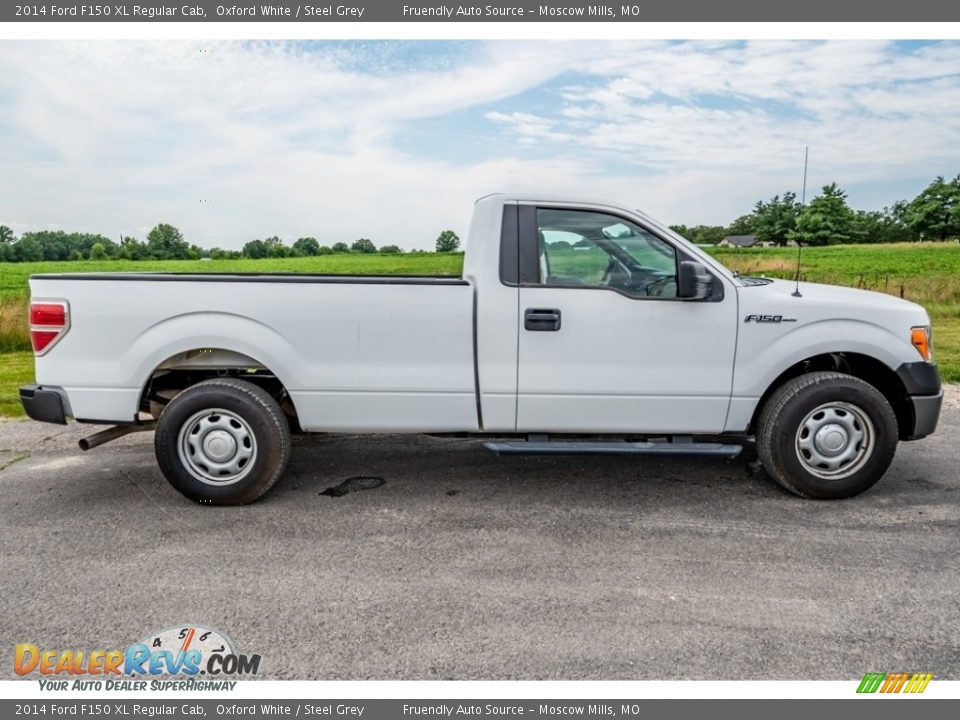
[{"left": 739, "top": 277, "right": 930, "bottom": 324}]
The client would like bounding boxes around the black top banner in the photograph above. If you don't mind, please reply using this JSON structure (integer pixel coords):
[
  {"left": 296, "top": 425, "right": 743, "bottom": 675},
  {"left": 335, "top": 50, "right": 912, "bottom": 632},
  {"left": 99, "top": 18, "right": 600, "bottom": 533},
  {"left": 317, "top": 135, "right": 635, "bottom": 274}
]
[{"left": 5, "top": 0, "right": 960, "bottom": 22}]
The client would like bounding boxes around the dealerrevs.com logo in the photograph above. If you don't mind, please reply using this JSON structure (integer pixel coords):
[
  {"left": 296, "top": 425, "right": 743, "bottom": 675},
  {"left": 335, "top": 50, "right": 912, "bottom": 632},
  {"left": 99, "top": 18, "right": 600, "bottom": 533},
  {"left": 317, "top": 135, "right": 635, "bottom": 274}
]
[{"left": 15, "top": 625, "right": 261, "bottom": 691}]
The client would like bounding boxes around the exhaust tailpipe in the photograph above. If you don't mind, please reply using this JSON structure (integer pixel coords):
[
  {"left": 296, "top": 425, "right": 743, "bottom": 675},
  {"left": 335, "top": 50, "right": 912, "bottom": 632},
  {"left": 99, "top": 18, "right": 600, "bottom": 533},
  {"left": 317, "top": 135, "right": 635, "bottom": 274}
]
[{"left": 79, "top": 421, "right": 157, "bottom": 451}]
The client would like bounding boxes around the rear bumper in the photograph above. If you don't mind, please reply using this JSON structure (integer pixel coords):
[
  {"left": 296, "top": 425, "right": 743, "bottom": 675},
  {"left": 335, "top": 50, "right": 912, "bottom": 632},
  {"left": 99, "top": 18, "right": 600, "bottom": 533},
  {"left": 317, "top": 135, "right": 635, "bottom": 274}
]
[
  {"left": 896, "top": 362, "right": 942, "bottom": 440},
  {"left": 19, "top": 385, "right": 68, "bottom": 425}
]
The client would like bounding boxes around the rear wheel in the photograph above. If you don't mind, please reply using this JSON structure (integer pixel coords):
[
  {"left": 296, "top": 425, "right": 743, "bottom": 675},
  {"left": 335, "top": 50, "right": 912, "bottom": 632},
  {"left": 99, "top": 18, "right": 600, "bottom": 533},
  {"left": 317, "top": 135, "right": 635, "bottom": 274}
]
[
  {"left": 756, "top": 371, "right": 898, "bottom": 499},
  {"left": 155, "top": 378, "right": 290, "bottom": 505}
]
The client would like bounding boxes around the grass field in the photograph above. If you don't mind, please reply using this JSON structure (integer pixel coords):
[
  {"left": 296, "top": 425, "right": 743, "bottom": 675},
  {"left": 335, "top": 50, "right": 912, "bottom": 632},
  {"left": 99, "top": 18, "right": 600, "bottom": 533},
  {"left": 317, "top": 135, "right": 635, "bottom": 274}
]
[
  {"left": 2, "top": 243, "right": 958, "bottom": 418},
  {"left": 707, "top": 243, "right": 960, "bottom": 388}
]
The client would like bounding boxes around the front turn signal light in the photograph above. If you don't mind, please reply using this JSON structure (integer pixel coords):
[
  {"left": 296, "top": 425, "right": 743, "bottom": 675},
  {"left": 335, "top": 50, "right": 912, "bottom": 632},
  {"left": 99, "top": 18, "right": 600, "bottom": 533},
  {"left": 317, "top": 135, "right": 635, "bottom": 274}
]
[{"left": 911, "top": 326, "right": 932, "bottom": 362}]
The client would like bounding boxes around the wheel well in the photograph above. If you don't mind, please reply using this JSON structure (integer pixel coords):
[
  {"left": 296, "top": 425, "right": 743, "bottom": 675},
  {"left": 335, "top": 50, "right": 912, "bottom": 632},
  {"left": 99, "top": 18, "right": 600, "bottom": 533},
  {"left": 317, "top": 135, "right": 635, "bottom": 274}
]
[
  {"left": 139, "top": 349, "right": 301, "bottom": 430},
  {"left": 750, "top": 352, "right": 913, "bottom": 440}
]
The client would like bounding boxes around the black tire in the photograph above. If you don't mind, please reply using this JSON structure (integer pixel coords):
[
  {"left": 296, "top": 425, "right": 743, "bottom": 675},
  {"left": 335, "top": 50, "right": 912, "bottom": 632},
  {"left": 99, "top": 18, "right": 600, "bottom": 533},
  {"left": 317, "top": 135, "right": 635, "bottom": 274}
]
[
  {"left": 756, "top": 371, "right": 898, "bottom": 499},
  {"left": 155, "top": 378, "right": 290, "bottom": 505}
]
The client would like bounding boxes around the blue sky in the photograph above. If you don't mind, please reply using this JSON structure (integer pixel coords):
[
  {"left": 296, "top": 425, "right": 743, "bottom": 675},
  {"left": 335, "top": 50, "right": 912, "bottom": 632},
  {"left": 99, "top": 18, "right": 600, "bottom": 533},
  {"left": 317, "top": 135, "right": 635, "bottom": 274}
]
[{"left": 1, "top": 40, "right": 958, "bottom": 249}]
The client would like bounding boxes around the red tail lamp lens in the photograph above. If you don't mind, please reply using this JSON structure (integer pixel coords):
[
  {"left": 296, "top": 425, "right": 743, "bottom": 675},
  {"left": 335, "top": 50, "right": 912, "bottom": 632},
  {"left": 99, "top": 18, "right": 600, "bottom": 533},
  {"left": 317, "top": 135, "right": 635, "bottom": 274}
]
[
  {"left": 29, "top": 301, "right": 69, "bottom": 355},
  {"left": 30, "top": 303, "right": 66, "bottom": 326}
]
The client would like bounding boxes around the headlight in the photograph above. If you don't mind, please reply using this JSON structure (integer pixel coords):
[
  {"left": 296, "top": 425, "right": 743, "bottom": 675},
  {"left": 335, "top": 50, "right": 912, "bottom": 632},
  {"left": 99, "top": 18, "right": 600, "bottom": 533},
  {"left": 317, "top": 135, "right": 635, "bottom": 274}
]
[{"left": 911, "top": 326, "right": 933, "bottom": 362}]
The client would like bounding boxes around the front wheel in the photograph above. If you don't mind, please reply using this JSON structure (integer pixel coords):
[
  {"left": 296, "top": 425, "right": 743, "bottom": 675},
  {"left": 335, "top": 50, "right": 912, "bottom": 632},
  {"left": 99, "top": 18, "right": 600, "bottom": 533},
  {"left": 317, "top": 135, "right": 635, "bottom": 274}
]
[
  {"left": 155, "top": 378, "right": 291, "bottom": 505},
  {"left": 756, "top": 372, "right": 898, "bottom": 499}
]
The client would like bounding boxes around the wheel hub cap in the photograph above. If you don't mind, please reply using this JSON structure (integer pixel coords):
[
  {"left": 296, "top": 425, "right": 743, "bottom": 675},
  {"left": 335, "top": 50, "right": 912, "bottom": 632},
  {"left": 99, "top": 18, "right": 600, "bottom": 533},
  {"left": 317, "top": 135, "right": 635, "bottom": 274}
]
[
  {"left": 177, "top": 408, "right": 257, "bottom": 486},
  {"left": 795, "top": 402, "right": 875, "bottom": 480},
  {"left": 815, "top": 423, "right": 849, "bottom": 455},
  {"left": 203, "top": 430, "right": 237, "bottom": 462}
]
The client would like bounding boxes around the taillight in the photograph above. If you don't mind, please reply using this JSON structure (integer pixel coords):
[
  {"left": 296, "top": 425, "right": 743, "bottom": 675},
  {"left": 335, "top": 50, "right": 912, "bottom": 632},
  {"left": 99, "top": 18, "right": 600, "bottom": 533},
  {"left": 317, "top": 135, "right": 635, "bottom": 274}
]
[{"left": 29, "top": 300, "right": 69, "bottom": 355}]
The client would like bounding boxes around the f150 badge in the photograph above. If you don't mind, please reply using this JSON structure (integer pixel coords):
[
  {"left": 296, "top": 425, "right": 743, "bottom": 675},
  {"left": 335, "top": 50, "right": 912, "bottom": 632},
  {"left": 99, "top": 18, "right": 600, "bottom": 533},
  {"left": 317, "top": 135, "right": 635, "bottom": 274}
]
[{"left": 744, "top": 314, "right": 798, "bottom": 323}]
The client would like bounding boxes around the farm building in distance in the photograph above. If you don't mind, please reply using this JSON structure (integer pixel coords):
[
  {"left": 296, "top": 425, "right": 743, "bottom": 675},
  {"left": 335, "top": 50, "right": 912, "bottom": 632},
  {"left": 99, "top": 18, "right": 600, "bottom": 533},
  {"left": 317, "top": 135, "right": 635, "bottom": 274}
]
[
  {"left": 719, "top": 234, "right": 760, "bottom": 248},
  {"left": 717, "top": 234, "right": 800, "bottom": 248}
]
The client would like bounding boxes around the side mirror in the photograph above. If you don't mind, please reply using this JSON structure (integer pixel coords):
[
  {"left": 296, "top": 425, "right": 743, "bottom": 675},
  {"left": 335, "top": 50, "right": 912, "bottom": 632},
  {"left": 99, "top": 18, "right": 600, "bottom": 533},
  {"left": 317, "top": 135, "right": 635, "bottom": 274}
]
[{"left": 678, "top": 260, "right": 712, "bottom": 300}]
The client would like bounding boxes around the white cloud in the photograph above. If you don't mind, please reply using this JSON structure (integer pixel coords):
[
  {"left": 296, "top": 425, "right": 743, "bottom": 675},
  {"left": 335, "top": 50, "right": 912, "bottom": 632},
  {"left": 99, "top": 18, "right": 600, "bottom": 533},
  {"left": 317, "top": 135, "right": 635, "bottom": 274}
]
[{"left": 0, "top": 40, "right": 957, "bottom": 248}]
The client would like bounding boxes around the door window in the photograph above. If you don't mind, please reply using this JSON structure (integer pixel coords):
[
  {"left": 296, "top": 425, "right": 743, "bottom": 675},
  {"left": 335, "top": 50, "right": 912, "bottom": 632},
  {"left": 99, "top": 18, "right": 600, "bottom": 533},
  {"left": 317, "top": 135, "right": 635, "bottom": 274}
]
[{"left": 536, "top": 208, "right": 679, "bottom": 298}]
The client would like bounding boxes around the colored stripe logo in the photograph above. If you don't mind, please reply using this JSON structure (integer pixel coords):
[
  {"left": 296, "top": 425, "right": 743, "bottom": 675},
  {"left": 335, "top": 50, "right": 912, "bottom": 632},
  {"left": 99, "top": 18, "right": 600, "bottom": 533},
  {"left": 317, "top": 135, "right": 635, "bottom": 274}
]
[{"left": 857, "top": 672, "right": 933, "bottom": 694}]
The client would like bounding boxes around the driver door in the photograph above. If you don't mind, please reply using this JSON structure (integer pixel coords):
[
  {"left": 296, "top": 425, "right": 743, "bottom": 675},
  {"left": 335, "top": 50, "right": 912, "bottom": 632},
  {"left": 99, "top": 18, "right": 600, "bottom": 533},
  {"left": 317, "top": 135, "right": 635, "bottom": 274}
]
[{"left": 516, "top": 204, "right": 737, "bottom": 433}]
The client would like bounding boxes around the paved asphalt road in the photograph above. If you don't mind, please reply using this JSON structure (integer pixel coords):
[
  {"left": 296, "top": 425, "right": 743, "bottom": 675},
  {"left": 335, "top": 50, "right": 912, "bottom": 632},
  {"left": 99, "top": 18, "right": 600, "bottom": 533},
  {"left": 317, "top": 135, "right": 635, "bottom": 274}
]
[{"left": 1, "top": 391, "right": 958, "bottom": 681}]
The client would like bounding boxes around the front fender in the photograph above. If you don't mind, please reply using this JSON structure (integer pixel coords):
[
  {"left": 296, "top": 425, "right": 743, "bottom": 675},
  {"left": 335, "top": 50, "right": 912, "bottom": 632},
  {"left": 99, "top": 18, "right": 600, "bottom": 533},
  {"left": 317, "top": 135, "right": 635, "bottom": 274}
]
[{"left": 732, "top": 318, "right": 914, "bottom": 399}]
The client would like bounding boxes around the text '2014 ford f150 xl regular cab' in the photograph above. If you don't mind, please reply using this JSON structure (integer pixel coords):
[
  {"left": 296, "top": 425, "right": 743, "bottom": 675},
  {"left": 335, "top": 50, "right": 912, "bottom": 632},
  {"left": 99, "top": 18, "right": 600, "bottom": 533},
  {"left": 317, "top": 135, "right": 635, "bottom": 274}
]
[{"left": 20, "top": 194, "right": 942, "bottom": 504}]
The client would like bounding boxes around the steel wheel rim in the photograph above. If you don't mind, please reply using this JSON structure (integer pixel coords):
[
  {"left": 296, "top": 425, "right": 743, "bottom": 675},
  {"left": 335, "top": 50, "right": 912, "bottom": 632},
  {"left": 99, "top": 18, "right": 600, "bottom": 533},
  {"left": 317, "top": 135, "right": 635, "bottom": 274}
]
[
  {"left": 177, "top": 408, "right": 257, "bottom": 486},
  {"left": 795, "top": 401, "right": 874, "bottom": 480}
]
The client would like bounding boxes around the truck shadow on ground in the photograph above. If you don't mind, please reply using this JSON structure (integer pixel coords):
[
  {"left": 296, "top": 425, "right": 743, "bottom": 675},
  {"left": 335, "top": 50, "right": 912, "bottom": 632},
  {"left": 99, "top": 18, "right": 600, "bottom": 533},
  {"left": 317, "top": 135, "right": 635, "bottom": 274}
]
[{"left": 277, "top": 432, "right": 782, "bottom": 504}]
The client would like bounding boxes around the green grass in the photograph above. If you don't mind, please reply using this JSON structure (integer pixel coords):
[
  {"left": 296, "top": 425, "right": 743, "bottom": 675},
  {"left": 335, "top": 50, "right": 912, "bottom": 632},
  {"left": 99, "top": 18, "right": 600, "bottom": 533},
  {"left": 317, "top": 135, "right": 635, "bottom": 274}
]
[
  {"left": 0, "top": 253, "right": 463, "bottom": 352},
  {"left": 2, "top": 243, "right": 958, "bottom": 417},
  {"left": 706, "top": 243, "right": 960, "bottom": 304},
  {"left": 704, "top": 244, "right": 960, "bottom": 383},
  {"left": 0, "top": 253, "right": 463, "bottom": 299},
  {"left": 0, "top": 352, "right": 34, "bottom": 418}
]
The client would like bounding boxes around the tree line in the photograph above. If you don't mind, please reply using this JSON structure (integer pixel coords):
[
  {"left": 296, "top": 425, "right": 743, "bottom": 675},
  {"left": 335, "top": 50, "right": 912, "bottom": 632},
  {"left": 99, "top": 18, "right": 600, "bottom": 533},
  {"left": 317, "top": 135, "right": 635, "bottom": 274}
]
[
  {"left": 671, "top": 174, "right": 960, "bottom": 247},
  {"left": 2, "top": 175, "right": 957, "bottom": 262},
  {"left": 0, "top": 225, "right": 462, "bottom": 263}
]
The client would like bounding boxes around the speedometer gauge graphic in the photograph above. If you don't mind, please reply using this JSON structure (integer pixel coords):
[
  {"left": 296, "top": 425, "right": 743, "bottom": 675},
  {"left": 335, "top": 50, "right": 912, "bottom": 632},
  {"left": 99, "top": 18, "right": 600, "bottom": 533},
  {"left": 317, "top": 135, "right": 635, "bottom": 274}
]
[{"left": 139, "top": 624, "right": 235, "bottom": 660}]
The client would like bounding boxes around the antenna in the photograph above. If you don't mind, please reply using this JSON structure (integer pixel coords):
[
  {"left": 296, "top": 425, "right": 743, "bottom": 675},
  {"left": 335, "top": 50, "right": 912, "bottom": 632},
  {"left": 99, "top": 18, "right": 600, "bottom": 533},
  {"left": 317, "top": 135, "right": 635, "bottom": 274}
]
[{"left": 791, "top": 146, "right": 809, "bottom": 298}]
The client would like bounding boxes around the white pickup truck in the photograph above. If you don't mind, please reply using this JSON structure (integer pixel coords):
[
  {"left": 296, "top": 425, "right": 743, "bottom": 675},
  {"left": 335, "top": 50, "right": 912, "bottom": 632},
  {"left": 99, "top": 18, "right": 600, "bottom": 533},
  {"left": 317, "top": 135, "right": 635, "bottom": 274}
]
[{"left": 21, "top": 194, "right": 942, "bottom": 504}]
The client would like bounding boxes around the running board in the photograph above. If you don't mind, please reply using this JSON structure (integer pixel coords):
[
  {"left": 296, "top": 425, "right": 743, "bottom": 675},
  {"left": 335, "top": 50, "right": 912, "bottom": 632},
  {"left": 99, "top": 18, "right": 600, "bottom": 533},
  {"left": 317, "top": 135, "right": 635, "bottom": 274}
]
[{"left": 483, "top": 440, "right": 742, "bottom": 457}]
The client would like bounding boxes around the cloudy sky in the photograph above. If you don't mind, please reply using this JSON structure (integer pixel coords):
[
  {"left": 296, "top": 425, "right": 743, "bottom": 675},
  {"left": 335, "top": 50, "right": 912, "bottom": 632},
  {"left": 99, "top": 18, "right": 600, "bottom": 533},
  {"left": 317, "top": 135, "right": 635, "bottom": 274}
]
[{"left": 1, "top": 40, "right": 958, "bottom": 250}]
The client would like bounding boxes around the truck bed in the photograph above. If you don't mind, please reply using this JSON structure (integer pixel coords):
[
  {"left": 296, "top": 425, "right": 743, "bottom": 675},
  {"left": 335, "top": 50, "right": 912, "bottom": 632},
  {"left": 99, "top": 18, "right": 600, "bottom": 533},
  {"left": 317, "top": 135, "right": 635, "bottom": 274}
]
[{"left": 30, "top": 272, "right": 480, "bottom": 432}]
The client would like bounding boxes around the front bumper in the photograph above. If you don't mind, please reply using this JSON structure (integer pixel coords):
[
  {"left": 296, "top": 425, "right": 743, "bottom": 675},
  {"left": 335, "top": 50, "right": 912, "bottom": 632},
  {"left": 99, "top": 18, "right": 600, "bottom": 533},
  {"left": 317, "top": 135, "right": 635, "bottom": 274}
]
[
  {"left": 907, "top": 392, "right": 943, "bottom": 440},
  {"left": 896, "top": 362, "right": 942, "bottom": 440},
  {"left": 20, "top": 385, "right": 68, "bottom": 425}
]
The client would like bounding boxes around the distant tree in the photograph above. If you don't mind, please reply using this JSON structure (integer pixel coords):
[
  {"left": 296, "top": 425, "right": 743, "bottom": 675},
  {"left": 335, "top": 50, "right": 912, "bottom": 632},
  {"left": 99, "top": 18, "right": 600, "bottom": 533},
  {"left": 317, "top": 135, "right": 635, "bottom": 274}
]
[
  {"left": 752, "top": 192, "right": 800, "bottom": 246},
  {"left": 119, "top": 236, "right": 149, "bottom": 260},
  {"left": 34, "top": 231, "right": 72, "bottom": 260},
  {"left": 263, "top": 236, "right": 288, "bottom": 258},
  {"left": 726, "top": 214, "right": 757, "bottom": 236},
  {"left": 0, "top": 225, "right": 15, "bottom": 245},
  {"left": 852, "top": 208, "right": 913, "bottom": 244},
  {"left": 885, "top": 201, "right": 915, "bottom": 242},
  {"left": 89, "top": 242, "right": 107, "bottom": 260},
  {"left": 187, "top": 244, "right": 203, "bottom": 260},
  {"left": 548, "top": 240, "right": 572, "bottom": 251},
  {"left": 242, "top": 239, "right": 268, "bottom": 259},
  {"left": 268, "top": 237, "right": 288, "bottom": 257},
  {"left": 68, "top": 249, "right": 84, "bottom": 261},
  {"left": 435, "top": 229, "right": 460, "bottom": 252},
  {"left": 316, "top": 245, "right": 333, "bottom": 255},
  {"left": 690, "top": 225, "right": 727, "bottom": 245},
  {"left": 352, "top": 238, "right": 376, "bottom": 253},
  {"left": 332, "top": 242, "right": 350, "bottom": 253},
  {"left": 791, "top": 183, "right": 857, "bottom": 246},
  {"left": 906, "top": 175, "right": 960, "bottom": 240},
  {"left": 14, "top": 230, "right": 69, "bottom": 260},
  {"left": 379, "top": 244, "right": 402, "bottom": 254},
  {"left": 293, "top": 237, "right": 321, "bottom": 256},
  {"left": 146, "top": 223, "right": 190, "bottom": 259},
  {"left": 12, "top": 235, "right": 44, "bottom": 261},
  {"left": 78, "top": 233, "right": 118, "bottom": 258}
]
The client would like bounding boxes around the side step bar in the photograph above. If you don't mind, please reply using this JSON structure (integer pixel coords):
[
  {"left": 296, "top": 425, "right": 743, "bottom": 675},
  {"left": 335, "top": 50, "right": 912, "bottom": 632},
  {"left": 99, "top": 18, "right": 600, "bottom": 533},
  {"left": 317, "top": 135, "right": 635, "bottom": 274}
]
[{"left": 484, "top": 439, "right": 742, "bottom": 457}]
